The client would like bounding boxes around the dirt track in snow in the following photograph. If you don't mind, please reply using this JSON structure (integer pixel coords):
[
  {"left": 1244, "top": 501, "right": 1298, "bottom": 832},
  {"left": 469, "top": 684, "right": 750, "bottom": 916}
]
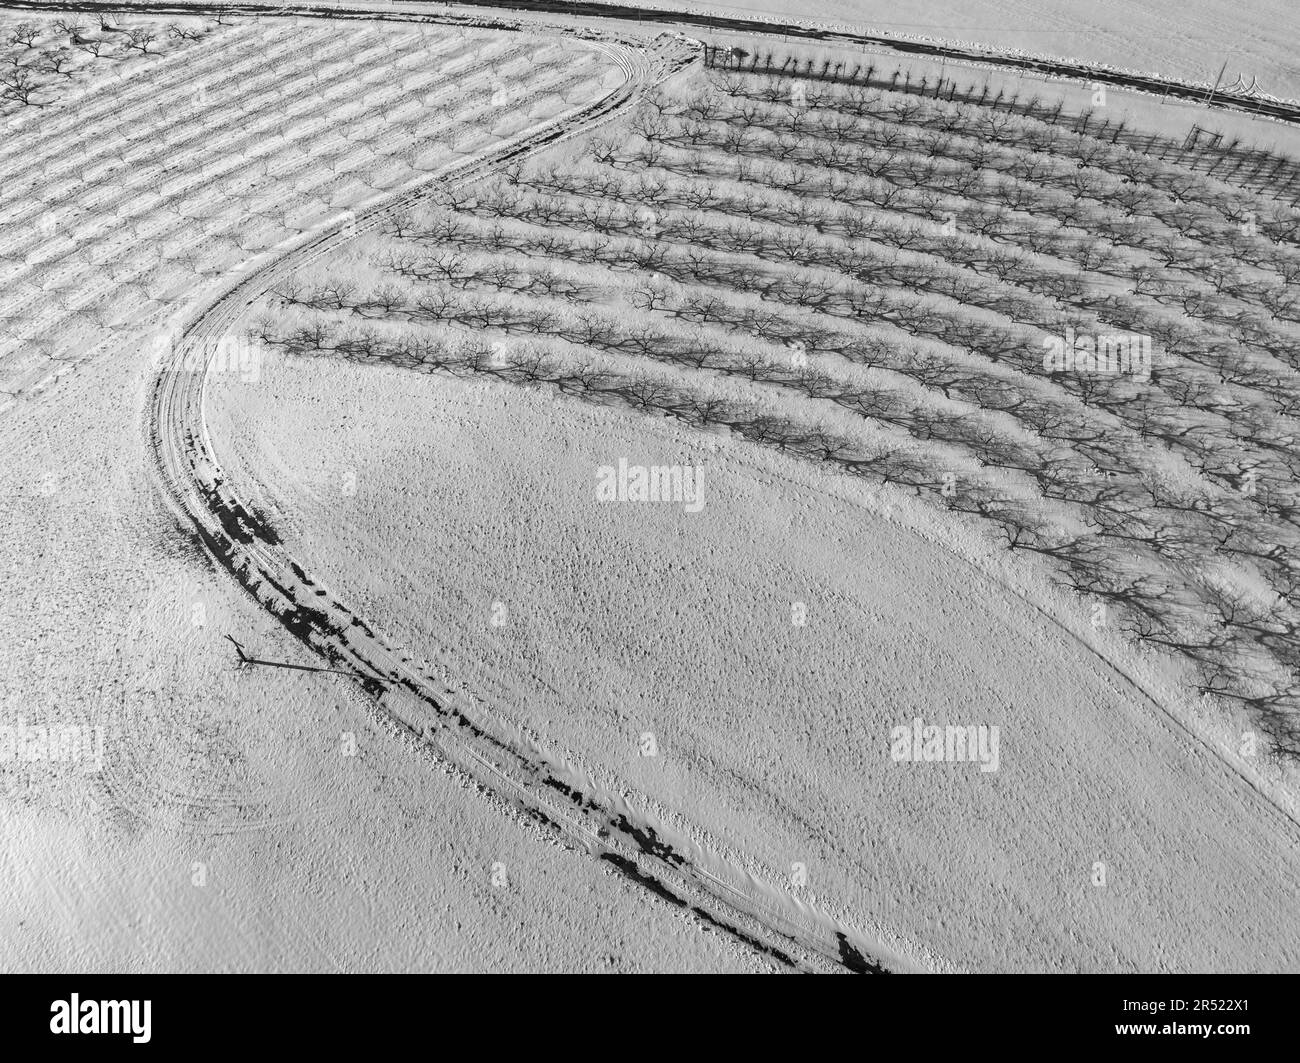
[{"left": 143, "top": 26, "right": 909, "bottom": 973}]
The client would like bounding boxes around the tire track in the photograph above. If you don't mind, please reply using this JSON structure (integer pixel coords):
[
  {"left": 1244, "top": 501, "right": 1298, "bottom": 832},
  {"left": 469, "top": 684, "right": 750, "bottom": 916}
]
[{"left": 146, "top": 31, "right": 912, "bottom": 973}]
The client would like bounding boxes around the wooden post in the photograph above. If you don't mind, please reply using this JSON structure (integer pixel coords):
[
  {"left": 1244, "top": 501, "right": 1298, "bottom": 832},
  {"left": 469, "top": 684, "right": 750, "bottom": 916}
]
[{"left": 1205, "top": 59, "right": 1228, "bottom": 106}]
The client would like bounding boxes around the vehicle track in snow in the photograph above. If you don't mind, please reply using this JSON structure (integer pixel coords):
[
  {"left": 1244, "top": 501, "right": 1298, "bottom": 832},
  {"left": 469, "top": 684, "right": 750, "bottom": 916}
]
[{"left": 145, "top": 25, "right": 913, "bottom": 974}]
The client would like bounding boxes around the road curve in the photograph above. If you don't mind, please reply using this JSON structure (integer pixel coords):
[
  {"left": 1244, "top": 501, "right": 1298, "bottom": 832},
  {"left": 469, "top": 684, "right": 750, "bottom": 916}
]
[{"left": 145, "top": 28, "right": 915, "bottom": 973}]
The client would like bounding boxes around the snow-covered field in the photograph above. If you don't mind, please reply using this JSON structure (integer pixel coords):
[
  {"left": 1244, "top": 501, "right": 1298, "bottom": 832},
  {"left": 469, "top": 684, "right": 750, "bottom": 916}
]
[
  {"left": 204, "top": 346, "right": 1300, "bottom": 970},
  {"left": 3, "top": 10, "right": 748, "bottom": 973},
  {"left": 3, "top": 1, "right": 1299, "bottom": 975},
  {"left": 0, "top": 10, "right": 616, "bottom": 404},
  {"left": 594, "top": 0, "right": 1300, "bottom": 99}
]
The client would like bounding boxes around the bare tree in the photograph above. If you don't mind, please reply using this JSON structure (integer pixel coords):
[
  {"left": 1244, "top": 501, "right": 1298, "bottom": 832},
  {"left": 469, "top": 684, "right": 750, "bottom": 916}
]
[
  {"left": 76, "top": 35, "right": 112, "bottom": 59},
  {"left": 1, "top": 69, "right": 38, "bottom": 106},
  {"left": 125, "top": 28, "right": 159, "bottom": 55},
  {"left": 8, "top": 23, "right": 40, "bottom": 49},
  {"left": 167, "top": 23, "right": 205, "bottom": 43},
  {"left": 366, "top": 284, "right": 407, "bottom": 314},
  {"left": 40, "top": 52, "right": 76, "bottom": 79}
]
